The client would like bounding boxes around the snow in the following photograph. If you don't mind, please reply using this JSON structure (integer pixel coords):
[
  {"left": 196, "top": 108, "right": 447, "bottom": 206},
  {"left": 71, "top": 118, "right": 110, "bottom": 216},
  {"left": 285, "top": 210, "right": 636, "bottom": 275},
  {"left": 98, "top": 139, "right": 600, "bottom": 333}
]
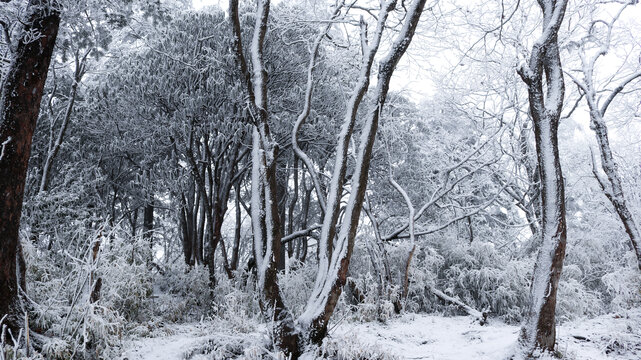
[
  {"left": 120, "top": 322, "right": 217, "bottom": 360},
  {"left": 120, "top": 320, "right": 267, "bottom": 360},
  {"left": 119, "top": 311, "right": 641, "bottom": 359},
  {"left": 331, "top": 314, "right": 517, "bottom": 360}
]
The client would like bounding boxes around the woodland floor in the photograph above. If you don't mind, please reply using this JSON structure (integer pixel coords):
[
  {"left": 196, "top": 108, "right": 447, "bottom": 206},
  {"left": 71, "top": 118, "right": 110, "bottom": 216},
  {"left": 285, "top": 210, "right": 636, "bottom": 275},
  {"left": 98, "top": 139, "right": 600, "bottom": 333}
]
[{"left": 119, "top": 311, "right": 641, "bottom": 360}]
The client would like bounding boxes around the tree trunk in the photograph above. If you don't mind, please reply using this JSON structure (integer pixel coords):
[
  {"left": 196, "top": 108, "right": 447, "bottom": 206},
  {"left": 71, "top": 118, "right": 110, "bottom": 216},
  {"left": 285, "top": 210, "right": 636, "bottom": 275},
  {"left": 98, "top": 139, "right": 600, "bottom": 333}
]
[
  {"left": 230, "top": 181, "right": 242, "bottom": 271},
  {"left": 0, "top": 0, "right": 60, "bottom": 337},
  {"left": 229, "top": 0, "right": 301, "bottom": 355},
  {"left": 590, "top": 112, "right": 641, "bottom": 271},
  {"left": 39, "top": 50, "right": 88, "bottom": 193},
  {"left": 143, "top": 202, "right": 153, "bottom": 239},
  {"left": 567, "top": 38, "right": 641, "bottom": 271},
  {"left": 299, "top": 0, "right": 427, "bottom": 344},
  {"left": 230, "top": 0, "right": 426, "bottom": 356},
  {"left": 179, "top": 195, "right": 193, "bottom": 265},
  {"left": 516, "top": 0, "right": 569, "bottom": 356}
]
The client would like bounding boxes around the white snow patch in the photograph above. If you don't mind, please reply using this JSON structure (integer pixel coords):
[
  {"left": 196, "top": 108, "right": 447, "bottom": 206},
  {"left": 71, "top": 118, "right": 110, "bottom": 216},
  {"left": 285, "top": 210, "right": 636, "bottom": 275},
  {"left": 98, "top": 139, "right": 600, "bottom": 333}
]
[
  {"left": 120, "top": 322, "right": 215, "bottom": 360},
  {"left": 120, "top": 312, "right": 641, "bottom": 359},
  {"left": 331, "top": 314, "right": 517, "bottom": 360}
]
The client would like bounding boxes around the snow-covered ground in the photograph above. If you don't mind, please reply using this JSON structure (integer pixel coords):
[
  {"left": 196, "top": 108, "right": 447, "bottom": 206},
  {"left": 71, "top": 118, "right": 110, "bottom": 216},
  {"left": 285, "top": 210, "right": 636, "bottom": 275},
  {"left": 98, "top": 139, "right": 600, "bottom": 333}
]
[{"left": 120, "top": 311, "right": 641, "bottom": 359}]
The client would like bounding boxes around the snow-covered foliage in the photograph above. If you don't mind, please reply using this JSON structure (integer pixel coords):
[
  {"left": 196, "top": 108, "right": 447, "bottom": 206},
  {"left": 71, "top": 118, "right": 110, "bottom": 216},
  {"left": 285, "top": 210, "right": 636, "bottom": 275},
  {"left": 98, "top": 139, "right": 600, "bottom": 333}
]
[
  {"left": 22, "top": 225, "right": 153, "bottom": 358},
  {"left": 2, "top": 0, "right": 641, "bottom": 359}
]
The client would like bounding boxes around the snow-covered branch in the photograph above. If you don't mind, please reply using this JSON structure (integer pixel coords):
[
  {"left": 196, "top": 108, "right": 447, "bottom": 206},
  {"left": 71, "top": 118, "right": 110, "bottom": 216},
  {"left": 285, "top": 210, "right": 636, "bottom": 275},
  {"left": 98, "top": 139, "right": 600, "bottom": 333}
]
[{"left": 292, "top": 1, "right": 346, "bottom": 215}]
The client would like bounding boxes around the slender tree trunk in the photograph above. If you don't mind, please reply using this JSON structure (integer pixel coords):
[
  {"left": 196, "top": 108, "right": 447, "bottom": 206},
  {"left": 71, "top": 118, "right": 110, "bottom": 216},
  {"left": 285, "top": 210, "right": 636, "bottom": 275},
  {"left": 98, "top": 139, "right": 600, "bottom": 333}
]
[
  {"left": 0, "top": 0, "right": 60, "bottom": 336},
  {"left": 590, "top": 112, "right": 641, "bottom": 271},
  {"left": 230, "top": 0, "right": 426, "bottom": 356},
  {"left": 143, "top": 202, "right": 153, "bottom": 240},
  {"left": 517, "top": 0, "right": 569, "bottom": 355},
  {"left": 299, "top": 0, "right": 427, "bottom": 344},
  {"left": 229, "top": 1, "right": 301, "bottom": 354},
  {"left": 89, "top": 236, "right": 102, "bottom": 304},
  {"left": 287, "top": 157, "right": 298, "bottom": 258},
  {"left": 230, "top": 181, "right": 242, "bottom": 271},
  {"left": 179, "top": 194, "right": 193, "bottom": 265},
  {"left": 39, "top": 50, "right": 88, "bottom": 193},
  {"left": 566, "top": 38, "right": 641, "bottom": 270},
  {"left": 296, "top": 182, "right": 312, "bottom": 262}
]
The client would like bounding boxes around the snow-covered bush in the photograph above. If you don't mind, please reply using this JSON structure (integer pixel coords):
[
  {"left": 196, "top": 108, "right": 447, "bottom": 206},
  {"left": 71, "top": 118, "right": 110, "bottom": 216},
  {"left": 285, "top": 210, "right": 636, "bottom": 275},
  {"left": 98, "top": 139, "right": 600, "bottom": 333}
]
[
  {"left": 601, "top": 262, "right": 641, "bottom": 312},
  {"left": 312, "top": 333, "right": 399, "bottom": 360},
  {"left": 22, "top": 223, "right": 154, "bottom": 359},
  {"left": 279, "top": 259, "right": 317, "bottom": 316},
  {"left": 556, "top": 265, "right": 603, "bottom": 322},
  {"left": 426, "top": 239, "right": 530, "bottom": 323},
  {"left": 154, "top": 263, "right": 213, "bottom": 322},
  {"left": 211, "top": 271, "right": 261, "bottom": 332}
]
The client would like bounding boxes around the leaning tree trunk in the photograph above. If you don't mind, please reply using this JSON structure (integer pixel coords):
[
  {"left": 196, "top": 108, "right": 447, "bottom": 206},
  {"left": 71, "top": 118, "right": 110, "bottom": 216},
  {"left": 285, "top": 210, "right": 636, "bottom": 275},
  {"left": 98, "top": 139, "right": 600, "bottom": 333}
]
[
  {"left": 0, "top": 0, "right": 60, "bottom": 337},
  {"left": 565, "top": 18, "right": 641, "bottom": 271},
  {"left": 516, "top": 0, "right": 569, "bottom": 356},
  {"left": 299, "top": 0, "right": 428, "bottom": 345},
  {"left": 230, "top": 0, "right": 426, "bottom": 356},
  {"left": 590, "top": 110, "right": 641, "bottom": 271}
]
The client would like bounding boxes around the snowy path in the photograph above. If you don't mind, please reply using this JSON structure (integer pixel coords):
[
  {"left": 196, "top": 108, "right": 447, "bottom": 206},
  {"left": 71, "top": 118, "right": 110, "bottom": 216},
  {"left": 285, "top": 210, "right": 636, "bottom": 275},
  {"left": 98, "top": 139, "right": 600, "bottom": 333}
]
[
  {"left": 332, "top": 314, "right": 518, "bottom": 359},
  {"left": 331, "top": 313, "right": 640, "bottom": 359},
  {"left": 120, "top": 322, "right": 216, "bottom": 360},
  {"left": 120, "top": 312, "right": 640, "bottom": 359}
]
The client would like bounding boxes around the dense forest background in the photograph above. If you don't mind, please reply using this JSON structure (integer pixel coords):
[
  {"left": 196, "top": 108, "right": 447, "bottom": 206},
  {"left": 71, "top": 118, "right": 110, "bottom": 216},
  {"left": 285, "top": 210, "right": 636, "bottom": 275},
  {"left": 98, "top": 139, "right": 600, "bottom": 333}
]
[{"left": 1, "top": 0, "right": 641, "bottom": 359}]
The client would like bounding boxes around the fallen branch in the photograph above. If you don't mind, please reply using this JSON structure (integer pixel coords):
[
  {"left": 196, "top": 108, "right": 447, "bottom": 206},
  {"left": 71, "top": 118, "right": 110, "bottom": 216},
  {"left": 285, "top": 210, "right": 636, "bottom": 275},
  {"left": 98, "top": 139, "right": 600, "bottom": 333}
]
[{"left": 429, "top": 286, "right": 488, "bottom": 325}]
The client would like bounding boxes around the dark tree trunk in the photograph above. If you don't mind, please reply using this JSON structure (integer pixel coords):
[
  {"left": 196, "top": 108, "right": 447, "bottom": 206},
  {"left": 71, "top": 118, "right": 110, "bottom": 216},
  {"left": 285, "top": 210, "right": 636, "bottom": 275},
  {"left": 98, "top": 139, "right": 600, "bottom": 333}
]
[
  {"left": 143, "top": 202, "right": 154, "bottom": 240},
  {"left": 179, "top": 196, "right": 193, "bottom": 265},
  {"left": 143, "top": 200, "right": 154, "bottom": 264},
  {"left": 296, "top": 184, "right": 312, "bottom": 262},
  {"left": 287, "top": 157, "right": 298, "bottom": 258},
  {"left": 0, "top": 0, "right": 60, "bottom": 336},
  {"left": 90, "top": 238, "right": 102, "bottom": 304}
]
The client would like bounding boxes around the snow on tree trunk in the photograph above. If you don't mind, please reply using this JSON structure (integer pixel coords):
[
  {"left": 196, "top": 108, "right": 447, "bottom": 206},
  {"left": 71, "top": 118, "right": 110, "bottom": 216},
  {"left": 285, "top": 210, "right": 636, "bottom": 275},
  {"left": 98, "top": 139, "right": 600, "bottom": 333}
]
[
  {"left": 232, "top": 0, "right": 427, "bottom": 355},
  {"left": 39, "top": 49, "right": 89, "bottom": 193},
  {"left": 590, "top": 110, "right": 641, "bottom": 272},
  {"left": 229, "top": 0, "right": 301, "bottom": 356},
  {"left": 516, "top": 0, "right": 569, "bottom": 356},
  {"left": 564, "top": 3, "right": 641, "bottom": 271},
  {"left": 0, "top": 0, "right": 61, "bottom": 339},
  {"left": 389, "top": 174, "right": 415, "bottom": 305},
  {"left": 298, "top": 0, "right": 428, "bottom": 345}
]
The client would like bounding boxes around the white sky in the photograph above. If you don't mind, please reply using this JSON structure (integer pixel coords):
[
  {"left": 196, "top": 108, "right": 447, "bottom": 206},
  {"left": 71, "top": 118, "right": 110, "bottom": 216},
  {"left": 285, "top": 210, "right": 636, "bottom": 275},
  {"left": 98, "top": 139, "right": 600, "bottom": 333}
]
[{"left": 193, "top": 0, "right": 223, "bottom": 10}]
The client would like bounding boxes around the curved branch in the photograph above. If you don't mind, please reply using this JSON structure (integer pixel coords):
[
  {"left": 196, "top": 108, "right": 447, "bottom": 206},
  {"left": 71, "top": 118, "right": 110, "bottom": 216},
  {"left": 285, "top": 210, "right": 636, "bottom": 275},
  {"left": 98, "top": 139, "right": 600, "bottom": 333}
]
[{"left": 292, "top": 2, "right": 345, "bottom": 214}]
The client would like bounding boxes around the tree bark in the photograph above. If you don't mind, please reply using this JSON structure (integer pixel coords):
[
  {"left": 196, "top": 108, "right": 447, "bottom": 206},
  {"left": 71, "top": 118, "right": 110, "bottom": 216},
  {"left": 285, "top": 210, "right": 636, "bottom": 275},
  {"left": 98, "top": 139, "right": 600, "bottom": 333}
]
[
  {"left": 230, "top": 180, "right": 242, "bottom": 271},
  {"left": 517, "top": 0, "right": 569, "bottom": 356},
  {"left": 229, "top": 0, "right": 301, "bottom": 355},
  {"left": 590, "top": 112, "right": 641, "bottom": 271},
  {"left": 0, "top": 0, "right": 60, "bottom": 337},
  {"left": 143, "top": 202, "right": 153, "bottom": 240},
  {"left": 230, "top": 0, "right": 426, "bottom": 356}
]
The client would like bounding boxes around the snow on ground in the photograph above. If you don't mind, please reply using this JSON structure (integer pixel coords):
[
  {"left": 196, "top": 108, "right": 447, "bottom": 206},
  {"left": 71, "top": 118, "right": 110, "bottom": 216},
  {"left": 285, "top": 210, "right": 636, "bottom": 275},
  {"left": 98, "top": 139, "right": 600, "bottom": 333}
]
[
  {"left": 331, "top": 312, "right": 640, "bottom": 359},
  {"left": 119, "top": 322, "right": 216, "bottom": 360},
  {"left": 331, "top": 314, "right": 517, "bottom": 359},
  {"left": 120, "top": 311, "right": 641, "bottom": 359}
]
